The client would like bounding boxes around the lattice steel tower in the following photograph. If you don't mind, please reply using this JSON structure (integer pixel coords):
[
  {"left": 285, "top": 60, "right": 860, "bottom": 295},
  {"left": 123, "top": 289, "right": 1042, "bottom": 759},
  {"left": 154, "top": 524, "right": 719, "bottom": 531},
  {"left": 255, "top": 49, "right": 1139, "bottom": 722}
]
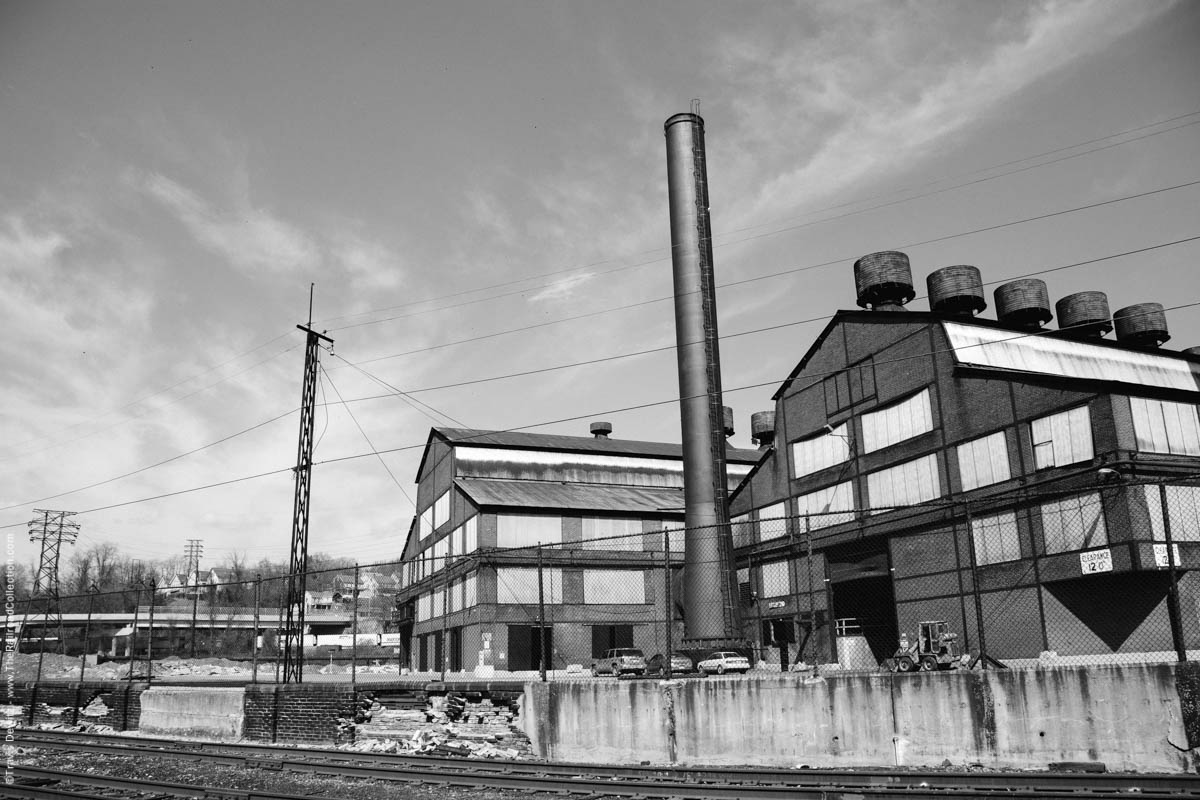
[
  {"left": 28, "top": 509, "right": 80, "bottom": 653},
  {"left": 282, "top": 301, "right": 333, "bottom": 683}
]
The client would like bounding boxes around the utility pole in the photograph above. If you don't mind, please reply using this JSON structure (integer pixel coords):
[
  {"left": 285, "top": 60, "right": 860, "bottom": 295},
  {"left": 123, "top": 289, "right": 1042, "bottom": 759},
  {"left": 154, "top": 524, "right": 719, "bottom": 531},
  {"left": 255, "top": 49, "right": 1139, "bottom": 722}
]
[
  {"left": 28, "top": 509, "right": 79, "bottom": 656},
  {"left": 185, "top": 539, "right": 204, "bottom": 657},
  {"left": 282, "top": 286, "right": 334, "bottom": 683}
]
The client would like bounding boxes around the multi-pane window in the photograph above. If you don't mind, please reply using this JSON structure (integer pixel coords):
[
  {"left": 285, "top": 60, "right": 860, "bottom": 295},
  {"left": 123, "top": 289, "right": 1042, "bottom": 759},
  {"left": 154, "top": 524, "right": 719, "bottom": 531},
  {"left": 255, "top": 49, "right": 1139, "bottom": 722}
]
[
  {"left": 419, "top": 490, "right": 451, "bottom": 539},
  {"left": 866, "top": 454, "right": 941, "bottom": 511},
  {"left": 861, "top": 389, "right": 933, "bottom": 454},
  {"left": 417, "top": 591, "right": 431, "bottom": 622},
  {"left": 957, "top": 432, "right": 1011, "bottom": 491},
  {"left": 464, "top": 572, "right": 477, "bottom": 608},
  {"left": 971, "top": 511, "right": 1021, "bottom": 565},
  {"left": 1131, "top": 397, "right": 1200, "bottom": 456},
  {"left": 760, "top": 561, "right": 790, "bottom": 597},
  {"left": 496, "top": 514, "right": 562, "bottom": 548},
  {"left": 419, "top": 507, "right": 433, "bottom": 539},
  {"left": 1041, "top": 493, "right": 1107, "bottom": 554},
  {"left": 731, "top": 513, "right": 754, "bottom": 548},
  {"left": 1031, "top": 406, "right": 1093, "bottom": 469},
  {"left": 583, "top": 570, "right": 646, "bottom": 604},
  {"left": 756, "top": 501, "right": 788, "bottom": 542},
  {"left": 431, "top": 536, "right": 449, "bottom": 573},
  {"left": 1143, "top": 484, "right": 1200, "bottom": 542},
  {"left": 792, "top": 423, "right": 851, "bottom": 478},
  {"left": 453, "top": 516, "right": 478, "bottom": 556},
  {"left": 581, "top": 518, "right": 643, "bottom": 551},
  {"left": 496, "top": 567, "right": 563, "bottom": 604},
  {"left": 795, "top": 481, "right": 855, "bottom": 530},
  {"left": 446, "top": 571, "right": 478, "bottom": 613}
]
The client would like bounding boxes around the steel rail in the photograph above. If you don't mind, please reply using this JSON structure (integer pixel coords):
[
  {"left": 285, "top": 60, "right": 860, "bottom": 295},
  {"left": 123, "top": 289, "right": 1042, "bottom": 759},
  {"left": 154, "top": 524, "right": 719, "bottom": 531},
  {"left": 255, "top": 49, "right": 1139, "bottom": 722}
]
[
  {"left": 9, "top": 763, "right": 1189, "bottom": 800},
  {"left": 14, "top": 729, "right": 1196, "bottom": 797}
]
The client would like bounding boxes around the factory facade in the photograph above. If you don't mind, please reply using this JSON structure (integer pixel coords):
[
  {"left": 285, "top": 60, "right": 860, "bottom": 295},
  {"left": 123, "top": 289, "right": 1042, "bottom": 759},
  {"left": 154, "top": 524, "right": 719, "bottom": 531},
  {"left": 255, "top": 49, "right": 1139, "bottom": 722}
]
[
  {"left": 729, "top": 253, "right": 1200, "bottom": 669},
  {"left": 392, "top": 426, "right": 760, "bottom": 674}
]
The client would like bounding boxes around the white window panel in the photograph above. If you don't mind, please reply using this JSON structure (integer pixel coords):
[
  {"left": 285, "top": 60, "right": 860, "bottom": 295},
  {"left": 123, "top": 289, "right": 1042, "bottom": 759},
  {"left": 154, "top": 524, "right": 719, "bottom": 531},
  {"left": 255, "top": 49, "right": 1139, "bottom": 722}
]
[
  {"left": 1031, "top": 406, "right": 1093, "bottom": 469},
  {"left": 496, "top": 567, "right": 562, "bottom": 604},
  {"left": 464, "top": 572, "right": 477, "bottom": 608},
  {"left": 1041, "top": 493, "right": 1107, "bottom": 554},
  {"left": 971, "top": 511, "right": 1021, "bottom": 566},
  {"left": 1131, "top": 397, "right": 1200, "bottom": 456},
  {"left": 795, "top": 482, "right": 855, "bottom": 530},
  {"left": 731, "top": 513, "right": 754, "bottom": 548},
  {"left": 496, "top": 514, "right": 562, "bottom": 548},
  {"left": 866, "top": 454, "right": 941, "bottom": 512},
  {"left": 760, "top": 561, "right": 790, "bottom": 597},
  {"left": 433, "top": 490, "right": 450, "bottom": 530},
  {"left": 432, "top": 536, "right": 449, "bottom": 573},
  {"left": 957, "top": 432, "right": 1011, "bottom": 491},
  {"left": 417, "top": 592, "right": 431, "bottom": 622},
  {"left": 583, "top": 570, "right": 645, "bottom": 604},
  {"left": 582, "top": 518, "right": 644, "bottom": 551},
  {"left": 861, "top": 389, "right": 933, "bottom": 454},
  {"left": 1143, "top": 484, "right": 1200, "bottom": 542},
  {"left": 419, "top": 507, "right": 433, "bottom": 539},
  {"left": 449, "top": 578, "right": 462, "bottom": 612},
  {"left": 456, "top": 516, "right": 477, "bottom": 555},
  {"left": 792, "top": 423, "right": 851, "bottom": 478},
  {"left": 432, "top": 588, "right": 445, "bottom": 618},
  {"left": 756, "top": 501, "right": 789, "bottom": 542}
]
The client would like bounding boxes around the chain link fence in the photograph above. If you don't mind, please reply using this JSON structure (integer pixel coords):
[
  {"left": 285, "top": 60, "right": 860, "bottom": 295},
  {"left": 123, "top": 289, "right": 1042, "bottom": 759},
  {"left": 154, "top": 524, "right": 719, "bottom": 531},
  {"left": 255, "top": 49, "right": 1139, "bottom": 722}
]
[{"left": 5, "top": 478, "right": 1197, "bottom": 684}]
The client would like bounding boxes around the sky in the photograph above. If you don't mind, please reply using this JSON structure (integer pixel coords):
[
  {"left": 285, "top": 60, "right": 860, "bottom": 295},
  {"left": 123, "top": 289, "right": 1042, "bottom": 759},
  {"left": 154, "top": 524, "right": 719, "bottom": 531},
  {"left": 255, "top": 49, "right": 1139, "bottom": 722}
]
[{"left": 2, "top": 0, "right": 1198, "bottom": 577}]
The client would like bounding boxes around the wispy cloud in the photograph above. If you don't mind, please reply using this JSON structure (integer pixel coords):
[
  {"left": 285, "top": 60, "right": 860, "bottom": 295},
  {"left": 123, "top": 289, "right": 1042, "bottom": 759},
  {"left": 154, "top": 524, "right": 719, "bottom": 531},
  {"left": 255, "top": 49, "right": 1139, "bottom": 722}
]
[
  {"left": 136, "top": 171, "right": 320, "bottom": 273},
  {"left": 527, "top": 272, "right": 594, "bottom": 303}
]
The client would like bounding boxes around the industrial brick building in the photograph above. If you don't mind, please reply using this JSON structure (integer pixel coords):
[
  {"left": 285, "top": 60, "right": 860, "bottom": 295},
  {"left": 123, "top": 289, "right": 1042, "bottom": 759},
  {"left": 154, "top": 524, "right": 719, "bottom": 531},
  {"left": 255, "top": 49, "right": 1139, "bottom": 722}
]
[
  {"left": 730, "top": 252, "right": 1200, "bottom": 669},
  {"left": 393, "top": 425, "right": 761, "bottom": 674}
]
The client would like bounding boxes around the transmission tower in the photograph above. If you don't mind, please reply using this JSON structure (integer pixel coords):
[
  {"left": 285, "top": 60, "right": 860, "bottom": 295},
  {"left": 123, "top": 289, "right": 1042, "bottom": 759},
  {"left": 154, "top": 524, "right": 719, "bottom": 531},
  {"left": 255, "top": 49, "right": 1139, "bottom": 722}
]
[
  {"left": 28, "top": 509, "right": 80, "bottom": 653},
  {"left": 282, "top": 291, "right": 333, "bottom": 684},
  {"left": 185, "top": 539, "right": 204, "bottom": 657}
]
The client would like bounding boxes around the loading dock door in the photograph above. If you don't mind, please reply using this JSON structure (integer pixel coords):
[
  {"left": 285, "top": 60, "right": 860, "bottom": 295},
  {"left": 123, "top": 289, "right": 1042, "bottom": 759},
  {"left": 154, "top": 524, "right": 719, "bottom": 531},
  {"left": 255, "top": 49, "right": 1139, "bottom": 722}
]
[{"left": 508, "top": 625, "right": 553, "bottom": 671}]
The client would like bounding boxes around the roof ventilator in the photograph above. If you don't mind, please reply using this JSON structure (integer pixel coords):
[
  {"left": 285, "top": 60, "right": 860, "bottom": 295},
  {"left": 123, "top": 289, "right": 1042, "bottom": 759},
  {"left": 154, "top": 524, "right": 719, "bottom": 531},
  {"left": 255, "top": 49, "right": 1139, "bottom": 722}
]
[
  {"left": 750, "top": 411, "right": 776, "bottom": 450},
  {"left": 854, "top": 251, "right": 914, "bottom": 311},
  {"left": 589, "top": 421, "right": 613, "bottom": 439},
  {"left": 1055, "top": 291, "right": 1112, "bottom": 339},
  {"left": 994, "top": 279, "right": 1053, "bottom": 331},
  {"left": 1114, "top": 303, "right": 1170, "bottom": 349},
  {"left": 927, "top": 265, "right": 986, "bottom": 317}
]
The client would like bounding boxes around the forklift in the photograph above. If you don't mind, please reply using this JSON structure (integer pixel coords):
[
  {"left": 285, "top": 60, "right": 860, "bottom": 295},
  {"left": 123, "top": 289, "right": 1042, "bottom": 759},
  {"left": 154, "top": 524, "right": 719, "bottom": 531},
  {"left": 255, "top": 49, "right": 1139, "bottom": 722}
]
[{"left": 885, "top": 620, "right": 960, "bottom": 672}]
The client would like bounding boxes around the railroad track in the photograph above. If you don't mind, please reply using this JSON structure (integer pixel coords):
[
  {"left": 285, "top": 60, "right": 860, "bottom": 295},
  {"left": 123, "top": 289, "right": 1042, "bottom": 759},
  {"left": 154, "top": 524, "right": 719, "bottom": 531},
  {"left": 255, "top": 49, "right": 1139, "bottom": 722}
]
[{"left": 12, "top": 728, "right": 1199, "bottom": 799}]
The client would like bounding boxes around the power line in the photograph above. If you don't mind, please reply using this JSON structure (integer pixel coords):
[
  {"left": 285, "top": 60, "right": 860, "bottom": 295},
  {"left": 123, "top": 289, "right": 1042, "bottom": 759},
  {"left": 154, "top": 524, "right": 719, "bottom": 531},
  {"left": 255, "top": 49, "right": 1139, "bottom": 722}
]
[
  {"left": 319, "top": 110, "right": 1200, "bottom": 333},
  {"left": 2, "top": 236, "right": 1197, "bottom": 530}
]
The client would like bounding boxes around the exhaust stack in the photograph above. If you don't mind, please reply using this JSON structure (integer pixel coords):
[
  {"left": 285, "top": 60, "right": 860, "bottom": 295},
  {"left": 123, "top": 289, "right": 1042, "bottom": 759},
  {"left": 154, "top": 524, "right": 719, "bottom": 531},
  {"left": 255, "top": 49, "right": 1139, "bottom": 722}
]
[{"left": 664, "top": 111, "right": 742, "bottom": 648}]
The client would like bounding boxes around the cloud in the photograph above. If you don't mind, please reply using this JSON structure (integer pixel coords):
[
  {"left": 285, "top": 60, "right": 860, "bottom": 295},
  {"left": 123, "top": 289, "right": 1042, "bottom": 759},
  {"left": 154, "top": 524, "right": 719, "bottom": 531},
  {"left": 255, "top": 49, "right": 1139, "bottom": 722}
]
[
  {"left": 0, "top": 215, "right": 69, "bottom": 267},
  {"left": 526, "top": 272, "right": 595, "bottom": 303},
  {"left": 328, "top": 230, "right": 404, "bottom": 292},
  {"left": 137, "top": 171, "right": 320, "bottom": 273}
]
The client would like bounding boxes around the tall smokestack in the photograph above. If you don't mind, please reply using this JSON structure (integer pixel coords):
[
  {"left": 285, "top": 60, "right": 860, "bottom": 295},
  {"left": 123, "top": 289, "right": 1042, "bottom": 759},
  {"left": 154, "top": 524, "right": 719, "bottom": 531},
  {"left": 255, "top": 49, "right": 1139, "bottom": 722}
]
[{"left": 664, "top": 111, "right": 741, "bottom": 648}]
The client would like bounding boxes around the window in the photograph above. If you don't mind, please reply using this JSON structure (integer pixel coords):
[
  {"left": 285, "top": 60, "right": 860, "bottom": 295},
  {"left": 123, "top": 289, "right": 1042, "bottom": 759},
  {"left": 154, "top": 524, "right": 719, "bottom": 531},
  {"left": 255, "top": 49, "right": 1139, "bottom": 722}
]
[
  {"left": 1031, "top": 406, "right": 1093, "bottom": 469},
  {"left": 464, "top": 572, "right": 477, "bottom": 608},
  {"left": 760, "top": 561, "right": 790, "bottom": 597},
  {"left": 792, "top": 423, "right": 851, "bottom": 478},
  {"left": 824, "top": 371, "right": 851, "bottom": 413},
  {"left": 431, "top": 536, "right": 449, "bottom": 573},
  {"left": 416, "top": 592, "right": 431, "bottom": 622},
  {"left": 849, "top": 358, "right": 876, "bottom": 404},
  {"left": 957, "top": 432, "right": 1011, "bottom": 491},
  {"left": 433, "top": 491, "right": 450, "bottom": 530},
  {"left": 1041, "top": 493, "right": 1107, "bottom": 554},
  {"left": 861, "top": 389, "right": 933, "bottom": 454},
  {"left": 971, "top": 511, "right": 1021, "bottom": 565},
  {"left": 866, "top": 454, "right": 941, "bottom": 511},
  {"left": 582, "top": 518, "right": 644, "bottom": 551},
  {"left": 795, "top": 482, "right": 854, "bottom": 530},
  {"left": 496, "top": 515, "right": 562, "bottom": 548},
  {"left": 1143, "top": 484, "right": 1200, "bottom": 542},
  {"left": 1131, "top": 397, "right": 1200, "bottom": 456},
  {"left": 756, "top": 501, "right": 788, "bottom": 542},
  {"left": 419, "top": 507, "right": 433, "bottom": 539},
  {"left": 496, "top": 567, "right": 562, "bottom": 604},
  {"left": 731, "top": 513, "right": 754, "bottom": 548},
  {"left": 453, "top": 516, "right": 478, "bottom": 556},
  {"left": 583, "top": 570, "right": 645, "bottom": 604}
]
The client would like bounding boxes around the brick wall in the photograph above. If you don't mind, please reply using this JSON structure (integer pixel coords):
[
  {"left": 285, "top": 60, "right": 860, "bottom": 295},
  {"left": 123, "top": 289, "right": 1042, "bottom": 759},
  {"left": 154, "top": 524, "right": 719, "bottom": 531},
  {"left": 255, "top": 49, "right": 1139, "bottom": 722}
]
[
  {"left": 243, "top": 683, "right": 357, "bottom": 744},
  {"left": 21, "top": 682, "right": 145, "bottom": 730}
]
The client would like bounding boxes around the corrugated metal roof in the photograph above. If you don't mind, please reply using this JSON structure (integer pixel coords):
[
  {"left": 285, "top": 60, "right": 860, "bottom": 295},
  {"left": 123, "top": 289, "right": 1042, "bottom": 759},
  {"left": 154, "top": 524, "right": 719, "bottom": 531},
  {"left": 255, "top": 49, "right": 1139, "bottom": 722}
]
[
  {"left": 455, "top": 477, "right": 686, "bottom": 514},
  {"left": 943, "top": 321, "right": 1200, "bottom": 392},
  {"left": 433, "top": 427, "right": 761, "bottom": 463}
]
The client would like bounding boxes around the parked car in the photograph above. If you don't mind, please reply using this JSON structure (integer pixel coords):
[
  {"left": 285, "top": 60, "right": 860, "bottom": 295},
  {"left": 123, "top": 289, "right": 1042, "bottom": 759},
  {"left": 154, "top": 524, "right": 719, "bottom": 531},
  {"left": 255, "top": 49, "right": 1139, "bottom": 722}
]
[
  {"left": 697, "top": 651, "right": 751, "bottom": 675},
  {"left": 592, "top": 648, "right": 647, "bottom": 676},
  {"left": 645, "top": 653, "right": 695, "bottom": 676}
]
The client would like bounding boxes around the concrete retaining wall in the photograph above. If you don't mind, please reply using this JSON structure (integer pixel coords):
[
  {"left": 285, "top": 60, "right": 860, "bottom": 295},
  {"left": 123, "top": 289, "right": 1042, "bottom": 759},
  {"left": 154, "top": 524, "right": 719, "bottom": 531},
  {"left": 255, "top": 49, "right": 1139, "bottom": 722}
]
[
  {"left": 525, "top": 664, "right": 1200, "bottom": 772},
  {"left": 139, "top": 687, "right": 246, "bottom": 739}
]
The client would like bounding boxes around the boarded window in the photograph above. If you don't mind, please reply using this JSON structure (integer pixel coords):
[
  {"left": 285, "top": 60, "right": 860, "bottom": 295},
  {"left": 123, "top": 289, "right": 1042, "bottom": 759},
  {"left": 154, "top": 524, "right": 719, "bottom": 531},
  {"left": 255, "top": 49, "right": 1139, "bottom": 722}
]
[
  {"left": 792, "top": 423, "right": 851, "bottom": 479},
  {"left": 795, "top": 482, "right": 855, "bottom": 530},
  {"left": 583, "top": 570, "right": 645, "bottom": 604},
  {"left": 1131, "top": 397, "right": 1200, "bottom": 456},
  {"left": 496, "top": 514, "right": 562, "bottom": 548},
  {"left": 866, "top": 454, "right": 941, "bottom": 511},
  {"left": 861, "top": 389, "right": 933, "bottom": 454},
  {"left": 1041, "top": 493, "right": 1107, "bottom": 554},
  {"left": 496, "top": 567, "right": 562, "bottom": 604},
  {"left": 581, "top": 518, "right": 644, "bottom": 551},
  {"left": 971, "top": 511, "right": 1021, "bottom": 565},
  {"left": 957, "top": 431, "right": 1011, "bottom": 491},
  {"left": 760, "top": 561, "right": 790, "bottom": 597}
]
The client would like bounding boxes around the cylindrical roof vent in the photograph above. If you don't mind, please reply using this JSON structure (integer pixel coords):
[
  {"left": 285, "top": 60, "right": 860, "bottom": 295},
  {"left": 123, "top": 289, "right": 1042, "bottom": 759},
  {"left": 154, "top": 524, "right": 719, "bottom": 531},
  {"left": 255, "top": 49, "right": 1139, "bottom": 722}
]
[
  {"left": 750, "top": 411, "right": 776, "bottom": 450},
  {"left": 1114, "top": 303, "right": 1170, "bottom": 348},
  {"left": 854, "top": 251, "right": 914, "bottom": 311},
  {"left": 589, "top": 421, "right": 613, "bottom": 439},
  {"left": 1055, "top": 291, "right": 1112, "bottom": 339},
  {"left": 994, "top": 279, "right": 1052, "bottom": 330},
  {"left": 926, "top": 265, "right": 986, "bottom": 316},
  {"left": 722, "top": 406, "right": 735, "bottom": 438}
]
